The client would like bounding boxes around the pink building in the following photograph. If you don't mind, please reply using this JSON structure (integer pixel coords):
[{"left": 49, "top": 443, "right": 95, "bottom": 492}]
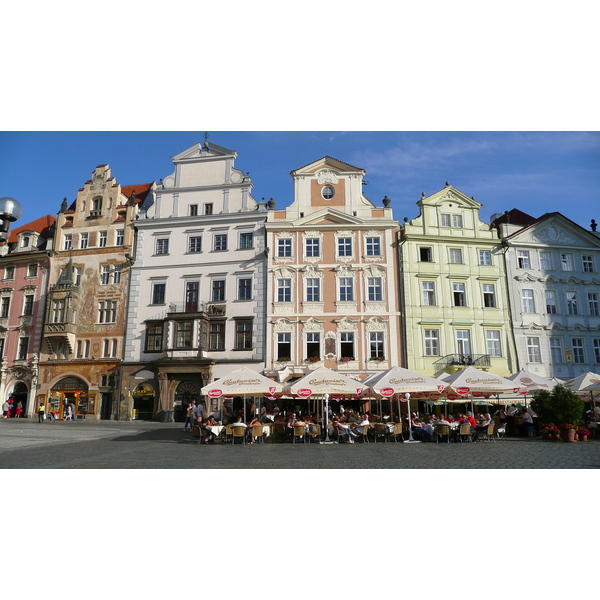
[{"left": 0, "top": 216, "right": 55, "bottom": 418}]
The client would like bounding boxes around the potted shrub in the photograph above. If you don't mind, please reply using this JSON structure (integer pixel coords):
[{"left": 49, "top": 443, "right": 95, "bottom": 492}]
[
  {"left": 531, "top": 385, "right": 584, "bottom": 442},
  {"left": 338, "top": 356, "right": 355, "bottom": 363},
  {"left": 305, "top": 356, "right": 321, "bottom": 364},
  {"left": 576, "top": 427, "right": 590, "bottom": 442}
]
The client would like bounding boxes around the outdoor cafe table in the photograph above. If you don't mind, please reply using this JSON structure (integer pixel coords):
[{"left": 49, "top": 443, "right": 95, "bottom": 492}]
[{"left": 206, "top": 425, "right": 224, "bottom": 437}]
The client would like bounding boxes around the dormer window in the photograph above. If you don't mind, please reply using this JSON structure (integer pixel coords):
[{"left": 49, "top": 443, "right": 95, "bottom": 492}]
[
  {"left": 20, "top": 236, "right": 30, "bottom": 248},
  {"left": 91, "top": 197, "right": 103, "bottom": 216},
  {"left": 321, "top": 185, "right": 335, "bottom": 200}
]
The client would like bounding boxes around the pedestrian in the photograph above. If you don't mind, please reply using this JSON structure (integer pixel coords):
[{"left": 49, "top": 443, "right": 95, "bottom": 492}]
[
  {"left": 183, "top": 402, "right": 194, "bottom": 431},
  {"left": 1, "top": 400, "right": 8, "bottom": 418},
  {"left": 64, "top": 404, "right": 72, "bottom": 421},
  {"left": 15, "top": 401, "right": 23, "bottom": 418},
  {"left": 38, "top": 400, "right": 46, "bottom": 423}
]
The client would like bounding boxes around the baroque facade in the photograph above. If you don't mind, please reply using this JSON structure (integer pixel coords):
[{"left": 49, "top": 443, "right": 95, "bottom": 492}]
[
  {"left": 121, "top": 142, "right": 268, "bottom": 421},
  {"left": 399, "top": 185, "right": 518, "bottom": 377},
  {"left": 493, "top": 210, "right": 600, "bottom": 379},
  {"left": 264, "top": 157, "right": 402, "bottom": 385},
  {"left": 36, "top": 165, "right": 154, "bottom": 420}
]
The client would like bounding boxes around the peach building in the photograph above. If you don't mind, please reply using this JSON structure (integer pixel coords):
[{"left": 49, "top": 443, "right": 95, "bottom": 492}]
[{"left": 265, "top": 157, "right": 402, "bottom": 386}]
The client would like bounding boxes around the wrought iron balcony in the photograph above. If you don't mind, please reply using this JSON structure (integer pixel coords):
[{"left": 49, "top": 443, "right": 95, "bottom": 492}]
[{"left": 433, "top": 353, "right": 491, "bottom": 371}]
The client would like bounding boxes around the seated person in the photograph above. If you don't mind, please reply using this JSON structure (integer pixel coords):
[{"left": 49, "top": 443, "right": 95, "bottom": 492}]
[
  {"left": 331, "top": 417, "right": 358, "bottom": 443},
  {"left": 354, "top": 414, "right": 370, "bottom": 436},
  {"left": 411, "top": 418, "right": 431, "bottom": 441}
]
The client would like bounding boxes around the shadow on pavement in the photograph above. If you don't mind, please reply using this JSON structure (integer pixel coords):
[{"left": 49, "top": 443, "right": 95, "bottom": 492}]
[{"left": 110, "top": 428, "right": 197, "bottom": 444}]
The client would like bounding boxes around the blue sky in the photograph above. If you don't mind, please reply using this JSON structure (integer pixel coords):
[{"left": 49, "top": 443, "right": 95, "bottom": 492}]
[{"left": 0, "top": 131, "right": 598, "bottom": 231}]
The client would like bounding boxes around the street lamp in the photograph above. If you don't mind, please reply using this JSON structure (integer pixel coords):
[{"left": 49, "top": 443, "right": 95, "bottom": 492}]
[{"left": 0, "top": 197, "right": 23, "bottom": 241}]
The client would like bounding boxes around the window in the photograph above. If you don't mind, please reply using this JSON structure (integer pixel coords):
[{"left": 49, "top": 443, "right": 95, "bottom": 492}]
[
  {"left": 527, "top": 337, "right": 541, "bottom": 363},
  {"left": 92, "top": 197, "right": 102, "bottom": 213},
  {"left": 204, "top": 203, "right": 213, "bottom": 215},
  {"left": 26, "top": 263, "right": 38, "bottom": 278},
  {"left": 419, "top": 247, "right": 433, "bottom": 262},
  {"left": 63, "top": 234, "right": 72, "bottom": 250},
  {"left": 305, "top": 238, "right": 320, "bottom": 258},
  {"left": 594, "top": 339, "right": 600, "bottom": 364},
  {"left": 239, "top": 232, "right": 253, "bottom": 249},
  {"left": 540, "top": 252, "right": 552, "bottom": 270},
  {"left": 479, "top": 250, "right": 492, "bottom": 265},
  {"left": 339, "top": 278, "right": 354, "bottom": 302},
  {"left": 306, "top": 278, "right": 321, "bottom": 302},
  {"left": 550, "top": 337, "right": 563, "bottom": 363},
  {"left": 522, "top": 289, "right": 535, "bottom": 313},
  {"left": 99, "top": 231, "right": 107, "bottom": 248},
  {"left": 340, "top": 332, "right": 355, "bottom": 359},
  {"left": 517, "top": 251, "right": 530, "bottom": 269},
  {"left": 449, "top": 248, "right": 463, "bottom": 264},
  {"left": 101, "top": 265, "right": 111, "bottom": 285},
  {"left": 441, "top": 214, "right": 463, "bottom": 228},
  {"left": 277, "top": 238, "right": 292, "bottom": 257},
  {"left": 441, "top": 214, "right": 451, "bottom": 228},
  {"left": 583, "top": 255, "right": 595, "bottom": 273},
  {"left": 588, "top": 292, "right": 600, "bottom": 316},
  {"left": 566, "top": 291, "right": 578, "bottom": 315},
  {"left": 277, "top": 279, "right": 291, "bottom": 303},
  {"left": 115, "top": 229, "right": 125, "bottom": 246},
  {"left": 238, "top": 278, "right": 252, "bottom": 300},
  {"left": 453, "top": 282, "right": 466, "bottom": 307},
  {"left": 422, "top": 281, "right": 436, "bottom": 306},
  {"left": 1, "top": 297, "right": 10, "bottom": 318},
  {"left": 277, "top": 333, "right": 291, "bottom": 361},
  {"left": 21, "top": 236, "right": 30, "bottom": 248},
  {"left": 103, "top": 339, "right": 113, "bottom": 358},
  {"left": 369, "top": 331, "right": 385, "bottom": 358},
  {"left": 156, "top": 238, "right": 169, "bottom": 255},
  {"left": 338, "top": 237, "right": 353, "bottom": 257},
  {"left": 145, "top": 323, "right": 163, "bottom": 352},
  {"left": 367, "top": 277, "right": 383, "bottom": 302},
  {"left": 321, "top": 185, "right": 335, "bottom": 200},
  {"left": 212, "top": 280, "right": 225, "bottom": 302},
  {"left": 483, "top": 284, "right": 496, "bottom": 308},
  {"left": 74, "top": 267, "right": 82, "bottom": 286},
  {"left": 209, "top": 322, "right": 225, "bottom": 350},
  {"left": 17, "top": 336, "right": 29, "bottom": 360},
  {"left": 51, "top": 299, "right": 65, "bottom": 323},
  {"left": 4, "top": 266, "right": 14, "bottom": 280},
  {"left": 234, "top": 320, "right": 252, "bottom": 350},
  {"left": 80, "top": 233, "right": 89, "bottom": 249},
  {"left": 98, "top": 301, "right": 117, "bottom": 324},
  {"left": 189, "top": 236, "right": 202, "bottom": 253},
  {"left": 486, "top": 331, "right": 502, "bottom": 357},
  {"left": 185, "top": 282, "right": 199, "bottom": 312},
  {"left": 424, "top": 329, "right": 439, "bottom": 356},
  {"left": 23, "top": 294, "right": 34, "bottom": 316},
  {"left": 152, "top": 283, "right": 166, "bottom": 305},
  {"left": 306, "top": 332, "right": 321, "bottom": 360},
  {"left": 189, "top": 204, "right": 198, "bottom": 216},
  {"left": 545, "top": 290, "right": 558, "bottom": 314},
  {"left": 214, "top": 234, "right": 228, "bottom": 251},
  {"left": 112, "top": 265, "right": 122, "bottom": 285},
  {"left": 76, "top": 340, "right": 84, "bottom": 358},
  {"left": 366, "top": 237, "right": 381, "bottom": 256},
  {"left": 456, "top": 330, "right": 471, "bottom": 356},
  {"left": 0, "top": 338, "right": 4, "bottom": 358},
  {"left": 572, "top": 338, "right": 585, "bottom": 364},
  {"left": 176, "top": 321, "right": 193, "bottom": 349},
  {"left": 561, "top": 253, "right": 574, "bottom": 271}
]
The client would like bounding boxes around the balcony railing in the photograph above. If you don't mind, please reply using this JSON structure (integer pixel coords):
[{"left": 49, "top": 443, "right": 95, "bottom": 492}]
[{"left": 433, "top": 353, "right": 491, "bottom": 370}]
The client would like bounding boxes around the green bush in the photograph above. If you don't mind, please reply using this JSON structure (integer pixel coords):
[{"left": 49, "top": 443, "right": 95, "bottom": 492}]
[{"left": 531, "top": 384, "right": 584, "bottom": 427}]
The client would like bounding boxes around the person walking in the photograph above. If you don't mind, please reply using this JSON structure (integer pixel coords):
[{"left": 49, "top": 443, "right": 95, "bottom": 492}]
[
  {"left": 184, "top": 402, "right": 194, "bottom": 431},
  {"left": 38, "top": 400, "right": 46, "bottom": 423},
  {"left": 15, "top": 401, "right": 23, "bottom": 418}
]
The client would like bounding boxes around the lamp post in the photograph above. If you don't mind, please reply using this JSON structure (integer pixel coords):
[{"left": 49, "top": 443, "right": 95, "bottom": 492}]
[
  {"left": 320, "top": 393, "right": 335, "bottom": 444},
  {"left": 0, "top": 197, "right": 23, "bottom": 242},
  {"left": 403, "top": 392, "right": 420, "bottom": 443}
]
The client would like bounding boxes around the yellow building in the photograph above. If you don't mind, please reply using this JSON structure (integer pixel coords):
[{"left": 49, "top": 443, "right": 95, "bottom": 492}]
[{"left": 399, "top": 184, "right": 517, "bottom": 377}]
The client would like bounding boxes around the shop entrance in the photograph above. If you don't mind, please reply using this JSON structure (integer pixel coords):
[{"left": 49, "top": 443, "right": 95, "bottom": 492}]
[
  {"left": 12, "top": 382, "right": 29, "bottom": 418},
  {"left": 49, "top": 377, "right": 93, "bottom": 419},
  {"left": 174, "top": 380, "right": 201, "bottom": 423},
  {"left": 132, "top": 383, "right": 156, "bottom": 420}
]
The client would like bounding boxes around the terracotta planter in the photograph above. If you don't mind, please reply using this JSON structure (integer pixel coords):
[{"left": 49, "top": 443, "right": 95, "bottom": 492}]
[
  {"left": 552, "top": 433, "right": 560, "bottom": 441},
  {"left": 560, "top": 428, "right": 576, "bottom": 443},
  {"left": 579, "top": 434, "right": 588, "bottom": 442}
]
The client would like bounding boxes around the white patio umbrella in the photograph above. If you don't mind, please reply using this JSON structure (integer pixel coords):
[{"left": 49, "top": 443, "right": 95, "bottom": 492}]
[
  {"left": 565, "top": 372, "right": 600, "bottom": 407},
  {"left": 201, "top": 367, "right": 283, "bottom": 423},
  {"left": 582, "top": 379, "right": 600, "bottom": 409},
  {"left": 284, "top": 367, "right": 368, "bottom": 443},
  {"left": 507, "top": 370, "right": 564, "bottom": 407},
  {"left": 366, "top": 366, "right": 448, "bottom": 442}
]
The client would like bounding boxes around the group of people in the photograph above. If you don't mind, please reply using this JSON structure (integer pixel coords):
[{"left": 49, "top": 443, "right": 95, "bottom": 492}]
[{"left": 1, "top": 398, "right": 23, "bottom": 418}]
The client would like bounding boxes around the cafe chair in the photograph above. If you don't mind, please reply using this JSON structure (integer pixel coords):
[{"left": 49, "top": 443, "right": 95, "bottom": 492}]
[
  {"left": 435, "top": 423, "right": 450, "bottom": 443},
  {"left": 307, "top": 423, "right": 321, "bottom": 443},
  {"left": 192, "top": 425, "right": 202, "bottom": 439},
  {"left": 495, "top": 422, "right": 507, "bottom": 441},
  {"left": 251, "top": 425, "right": 264, "bottom": 444},
  {"left": 273, "top": 422, "right": 286, "bottom": 442},
  {"left": 359, "top": 424, "right": 371, "bottom": 443},
  {"left": 221, "top": 425, "right": 233, "bottom": 444},
  {"left": 480, "top": 423, "right": 495, "bottom": 443},
  {"left": 232, "top": 426, "right": 246, "bottom": 445},
  {"left": 373, "top": 423, "right": 388, "bottom": 443},
  {"left": 390, "top": 422, "right": 404, "bottom": 442},
  {"left": 458, "top": 423, "right": 472, "bottom": 443},
  {"left": 335, "top": 427, "right": 350, "bottom": 443},
  {"left": 292, "top": 424, "right": 306, "bottom": 444}
]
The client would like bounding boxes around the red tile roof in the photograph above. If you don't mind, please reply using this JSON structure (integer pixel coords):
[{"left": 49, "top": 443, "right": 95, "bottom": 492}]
[
  {"left": 8, "top": 215, "right": 56, "bottom": 244},
  {"left": 121, "top": 182, "right": 153, "bottom": 204}
]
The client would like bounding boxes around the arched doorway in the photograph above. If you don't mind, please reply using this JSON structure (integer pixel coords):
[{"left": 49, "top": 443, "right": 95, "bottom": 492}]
[
  {"left": 174, "top": 381, "right": 200, "bottom": 422},
  {"left": 11, "top": 382, "right": 29, "bottom": 418},
  {"left": 132, "top": 383, "right": 156, "bottom": 420},
  {"left": 49, "top": 377, "right": 92, "bottom": 419}
]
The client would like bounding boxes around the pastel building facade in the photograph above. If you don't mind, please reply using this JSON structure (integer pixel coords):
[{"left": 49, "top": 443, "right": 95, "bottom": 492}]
[
  {"left": 399, "top": 185, "right": 518, "bottom": 377},
  {"left": 265, "top": 157, "right": 402, "bottom": 382}
]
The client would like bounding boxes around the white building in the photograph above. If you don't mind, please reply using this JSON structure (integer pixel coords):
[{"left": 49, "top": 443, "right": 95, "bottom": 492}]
[
  {"left": 493, "top": 210, "right": 600, "bottom": 379},
  {"left": 121, "top": 142, "right": 268, "bottom": 421}
]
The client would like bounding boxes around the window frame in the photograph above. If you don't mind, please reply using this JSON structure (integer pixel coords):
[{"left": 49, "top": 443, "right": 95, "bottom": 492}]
[
  {"left": 156, "top": 238, "right": 170, "bottom": 255},
  {"left": 526, "top": 336, "right": 541, "bottom": 363},
  {"left": 522, "top": 289, "right": 535, "bottom": 313},
  {"left": 517, "top": 250, "right": 530, "bottom": 269},
  {"left": 277, "top": 238, "right": 292, "bottom": 258},
  {"left": 239, "top": 232, "right": 253, "bottom": 250},
  {"left": 422, "top": 281, "right": 436, "bottom": 306},
  {"left": 151, "top": 283, "right": 166, "bottom": 305},
  {"left": 486, "top": 330, "right": 502, "bottom": 357},
  {"left": 482, "top": 284, "right": 496, "bottom": 308},
  {"left": 209, "top": 321, "right": 225, "bottom": 351},
  {"left": 572, "top": 338, "right": 585, "bottom": 364},
  {"left": 238, "top": 278, "right": 252, "bottom": 301},
  {"left": 188, "top": 236, "right": 202, "bottom": 253},
  {"left": 214, "top": 233, "right": 228, "bottom": 252},
  {"left": 367, "top": 277, "right": 383, "bottom": 302},
  {"left": 365, "top": 237, "right": 381, "bottom": 257},
  {"left": 560, "top": 253, "right": 574, "bottom": 272},
  {"left": 305, "top": 238, "right": 320, "bottom": 258},
  {"left": 145, "top": 322, "right": 163, "bottom": 353},
  {"left": 545, "top": 290, "right": 558, "bottom": 314},
  {"left": 338, "top": 277, "right": 354, "bottom": 302},
  {"left": 449, "top": 248, "right": 463, "bottom": 264},
  {"left": 424, "top": 329, "right": 440, "bottom": 357},
  {"left": 277, "top": 278, "right": 292, "bottom": 303},
  {"left": 305, "top": 277, "right": 321, "bottom": 302},
  {"left": 234, "top": 319, "right": 253, "bottom": 350},
  {"left": 479, "top": 250, "right": 492, "bottom": 266},
  {"left": 212, "top": 279, "right": 226, "bottom": 302},
  {"left": 452, "top": 282, "right": 466, "bottom": 307}
]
